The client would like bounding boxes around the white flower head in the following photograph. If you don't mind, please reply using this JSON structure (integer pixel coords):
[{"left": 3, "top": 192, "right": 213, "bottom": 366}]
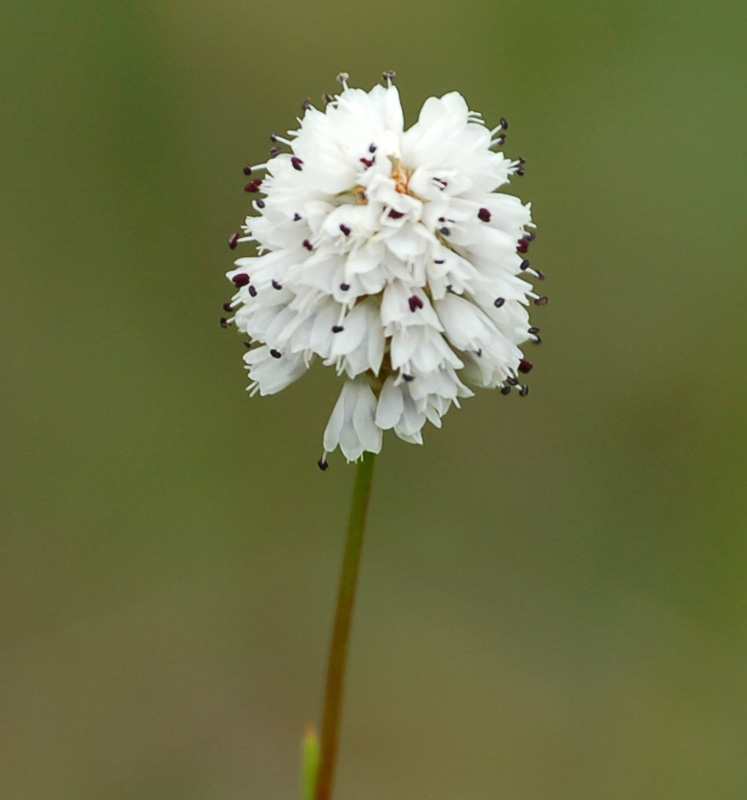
[{"left": 223, "top": 71, "right": 546, "bottom": 467}]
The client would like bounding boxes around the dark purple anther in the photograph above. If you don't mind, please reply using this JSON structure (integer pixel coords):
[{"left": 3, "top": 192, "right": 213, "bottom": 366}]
[
  {"left": 402, "top": 373, "right": 414, "bottom": 382},
  {"left": 520, "top": 260, "right": 530, "bottom": 271},
  {"left": 516, "top": 165, "right": 525, "bottom": 176},
  {"left": 303, "top": 239, "right": 313, "bottom": 251},
  {"left": 339, "top": 224, "right": 351, "bottom": 236},
  {"left": 528, "top": 326, "right": 540, "bottom": 334},
  {"left": 500, "top": 117, "right": 509, "bottom": 130},
  {"left": 360, "top": 157, "right": 375, "bottom": 168},
  {"left": 220, "top": 317, "right": 229, "bottom": 328},
  {"left": 439, "top": 226, "right": 451, "bottom": 236},
  {"left": 388, "top": 209, "right": 404, "bottom": 219},
  {"left": 340, "top": 283, "right": 350, "bottom": 291},
  {"left": 256, "top": 199, "right": 265, "bottom": 209},
  {"left": 495, "top": 134, "right": 506, "bottom": 146},
  {"left": 244, "top": 179, "right": 263, "bottom": 193},
  {"left": 408, "top": 295, "right": 424, "bottom": 312},
  {"left": 536, "top": 270, "right": 546, "bottom": 281},
  {"left": 272, "top": 280, "right": 282, "bottom": 290},
  {"left": 478, "top": 208, "right": 491, "bottom": 222},
  {"left": 270, "top": 349, "right": 281, "bottom": 359},
  {"left": 518, "top": 359, "right": 533, "bottom": 374},
  {"left": 248, "top": 285, "right": 257, "bottom": 297},
  {"left": 494, "top": 297, "right": 505, "bottom": 308},
  {"left": 517, "top": 237, "right": 530, "bottom": 253},
  {"left": 302, "top": 97, "right": 312, "bottom": 111},
  {"left": 519, "top": 385, "right": 530, "bottom": 397},
  {"left": 318, "top": 458, "right": 329, "bottom": 471},
  {"left": 223, "top": 302, "right": 232, "bottom": 312},
  {"left": 534, "top": 296, "right": 549, "bottom": 306},
  {"left": 501, "top": 386, "right": 512, "bottom": 395},
  {"left": 269, "top": 147, "right": 282, "bottom": 157},
  {"left": 331, "top": 325, "right": 344, "bottom": 334},
  {"left": 232, "top": 273, "right": 250, "bottom": 287},
  {"left": 243, "top": 165, "right": 252, "bottom": 176},
  {"left": 369, "top": 143, "right": 377, "bottom": 153},
  {"left": 291, "top": 156, "right": 304, "bottom": 171},
  {"left": 228, "top": 232, "right": 240, "bottom": 250},
  {"left": 293, "top": 212, "right": 301, "bottom": 221}
]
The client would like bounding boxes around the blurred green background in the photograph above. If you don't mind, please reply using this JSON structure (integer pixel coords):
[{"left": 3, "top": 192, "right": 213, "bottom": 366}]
[{"left": 2, "top": 1, "right": 746, "bottom": 798}]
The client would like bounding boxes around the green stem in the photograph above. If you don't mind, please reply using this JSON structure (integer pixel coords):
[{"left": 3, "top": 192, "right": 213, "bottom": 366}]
[{"left": 314, "top": 451, "right": 377, "bottom": 800}]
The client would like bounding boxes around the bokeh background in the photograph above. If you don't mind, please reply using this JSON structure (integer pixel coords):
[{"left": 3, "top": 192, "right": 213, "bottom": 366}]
[{"left": 2, "top": 1, "right": 746, "bottom": 798}]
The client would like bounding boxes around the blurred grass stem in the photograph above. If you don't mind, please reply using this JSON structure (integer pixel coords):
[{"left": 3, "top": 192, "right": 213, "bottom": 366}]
[{"left": 314, "top": 451, "right": 377, "bottom": 800}]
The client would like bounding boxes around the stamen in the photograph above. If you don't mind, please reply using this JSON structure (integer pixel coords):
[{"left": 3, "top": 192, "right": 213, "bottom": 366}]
[
  {"left": 340, "top": 283, "right": 350, "bottom": 291},
  {"left": 248, "top": 285, "right": 258, "bottom": 297},
  {"left": 339, "top": 224, "right": 351, "bottom": 236},
  {"left": 228, "top": 232, "right": 240, "bottom": 249},
  {"left": 369, "top": 143, "right": 377, "bottom": 153},
  {"left": 528, "top": 326, "right": 540, "bottom": 334},
  {"left": 517, "top": 237, "right": 531, "bottom": 253},
  {"left": 244, "top": 179, "right": 263, "bottom": 193},
  {"left": 331, "top": 325, "right": 344, "bottom": 334},
  {"left": 519, "top": 385, "right": 530, "bottom": 397},
  {"left": 408, "top": 295, "right": 424, "bottom": 312},
  {"left": 520, "top": 260, "right": 531, "bottom": 271},
  {"left": 500, "top": 117, "right": 509, "bottom": 130},
  {"left": 220, "top": 317, "right": 230, "bottom": 328},
  {"left": 439, "top": 226, "right": 451, "bottom": 236},
  {"left": 303, "top": 239, "right": 313, "bottom": 251},
  {"left": 272, "top": 280, "right": 282, "bottom": 290},
  {"left": 270, "top": 349, "right": 282, "bottom": 359},
  {"left": 269, "top": 147, "right": 282, "bottom": 157},
  {"left": 478, "top": 208, "right": 491, "bottom": 222},
  {"left": 388, "top": 209, "right": 405, "bottom": 219},
  {"left": 534, "top": 296, "right": 549, "bottom": 306},
  {"left": 256, "top": 199, "right": 265, "bottom": 209},
  {"left": 336, "top": 72, "right": 350, "bottom": 88},
  {"left": 293, "top": 213, "right": 301, "bottom": 221},
  {"left": 291, "top": 156, "right": 304, "bottom": 171},
  {"left": 318, "top": 457, "right": 329, "bottom": 471},
  {"left": 243, "top": 165, "right": 252, "bottom": 175},
  {"left": 402, "top": 373, "right": 414, "bottom": 382},
  {"left": 494, "top": 297, "right": 505, "bottom": 308},
  {"left": 302, "top": 97, "right": 312, "bottom": 111},
  {"left": 518, "top": 359, "right": 533, "bottom": 374},
  {"left": 231, "top": 273, "right": 250, "bottom": 287},
  {"left": 359, "top": 157, "right": 375, "bottom": 168},
  {"left": 382, "top": 70, "right": 396, "bottom": 85},
  {"left": 501, "top": 386, "right": 512, "bottom": 395}
]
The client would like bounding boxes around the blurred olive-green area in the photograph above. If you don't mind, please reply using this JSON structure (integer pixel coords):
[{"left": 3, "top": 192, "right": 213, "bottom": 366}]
[{"left": 2, "top": 0, "right": 746, "bottom": 797}]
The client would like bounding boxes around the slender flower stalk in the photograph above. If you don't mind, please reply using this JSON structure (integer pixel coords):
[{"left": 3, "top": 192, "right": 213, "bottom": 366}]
[{"left": 315, "top": 452, "right": 376, "bottom": 800}]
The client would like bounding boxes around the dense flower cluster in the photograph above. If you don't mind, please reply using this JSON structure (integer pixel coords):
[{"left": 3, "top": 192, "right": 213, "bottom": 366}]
[{"left": 223, "top": 72, "right": 545, "bottom": 466}]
